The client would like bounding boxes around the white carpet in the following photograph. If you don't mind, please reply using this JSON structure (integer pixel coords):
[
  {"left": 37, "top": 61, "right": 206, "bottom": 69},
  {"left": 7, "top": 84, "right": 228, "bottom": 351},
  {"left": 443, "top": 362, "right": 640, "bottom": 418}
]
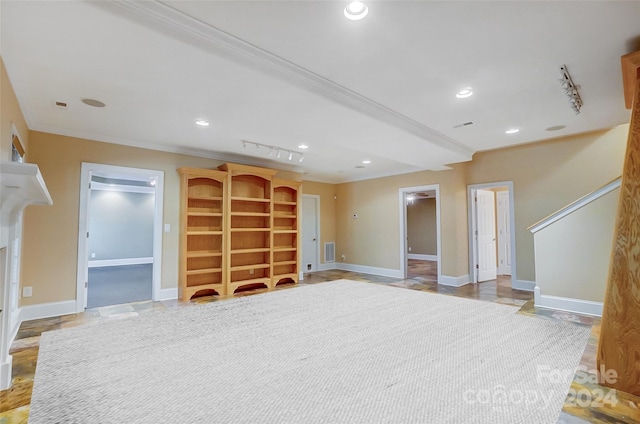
[{"left": 30, "top": 280, "right": 590, "bottom": 423}]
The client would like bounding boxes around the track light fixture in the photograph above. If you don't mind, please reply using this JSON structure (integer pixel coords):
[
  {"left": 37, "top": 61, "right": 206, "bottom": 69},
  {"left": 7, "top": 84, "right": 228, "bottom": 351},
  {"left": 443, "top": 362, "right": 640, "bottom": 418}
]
[
  {"left": 559, "top": 65, "right": 583, "bottom": 114},
  {"left": 241, "top": 140, "right": 305, "bottom": 163}
]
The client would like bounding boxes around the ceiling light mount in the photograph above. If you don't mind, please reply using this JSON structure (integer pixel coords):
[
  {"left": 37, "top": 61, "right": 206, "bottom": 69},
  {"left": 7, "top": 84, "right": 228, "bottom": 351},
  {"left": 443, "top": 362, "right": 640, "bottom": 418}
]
[
  {"left": 242, "top": 140, "right": 304, "bottom": 163},
  {"left": 559, "top": 65, "right": 583, "bottom": 114},
  {"left": 81, "top": 98, "right": 106, "bottom": 108},
  {"left": 344, "top": 1, "right": 368, "bottom": 20}
]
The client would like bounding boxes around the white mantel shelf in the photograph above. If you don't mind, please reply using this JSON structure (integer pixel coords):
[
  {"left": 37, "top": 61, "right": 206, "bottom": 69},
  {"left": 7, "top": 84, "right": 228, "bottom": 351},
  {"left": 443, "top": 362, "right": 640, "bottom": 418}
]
[{"left": 0, "top": 162, "right": 53, "bottom": 217}]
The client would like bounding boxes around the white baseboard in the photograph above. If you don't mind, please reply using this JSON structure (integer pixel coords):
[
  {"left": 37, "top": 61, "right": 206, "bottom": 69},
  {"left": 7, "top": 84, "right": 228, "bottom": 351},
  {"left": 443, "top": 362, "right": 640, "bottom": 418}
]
[
  {"left": 317, "top": 262, "right": 337, "bottom": 272},
  {"left": 512, "top": 279, "right": 535, "bottom": 292},
  {"left": 439, "top": 274, "right": 470, "bottom": 287},
  {"left": 88, "top": 257, "right": 154, "bottom": 268},
  {"left": 0, "top": 356, "right": 13, "bottom": 391},
  {"left": 534, "top": 286, "right": 603, "bottom": 317},
  {"left": 157, "top": 288, "right": 178, "bottom": 301},
  {"left": 408, "top": 254, "right": 437, "bottom": 261},
  {"left": 9, "top": 311, "right": 21, "bottom": 349},
  {"left": 20, "top": 300, "right": 77, "bottom": 322},
  {"left": 335, "top": 263, "right": 403, "bottom": 279}
]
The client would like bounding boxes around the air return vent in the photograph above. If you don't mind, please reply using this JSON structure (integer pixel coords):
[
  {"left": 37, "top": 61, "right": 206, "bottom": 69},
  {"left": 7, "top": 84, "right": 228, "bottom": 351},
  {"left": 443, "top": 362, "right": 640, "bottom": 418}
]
[
  {"left": 324, "top": 242, "right": 336, "bottom": 263},
  {"left": 453, "top": 121, "right": 474, "bottom": 128}
]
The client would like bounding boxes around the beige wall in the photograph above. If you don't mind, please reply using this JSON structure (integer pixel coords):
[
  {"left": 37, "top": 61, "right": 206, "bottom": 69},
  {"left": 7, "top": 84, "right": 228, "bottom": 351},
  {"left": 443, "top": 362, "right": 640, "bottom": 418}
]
[
  {"left": 335, "top": 163, "right": 469, "bottom": 277},
  {"left": 407, "top": 198, "right": 437, "bottom": 255},
  {"left": 467, "top": 126, "right": 628, "bottom": 282},
  {"left": 20, "top": 125, "right": 630, "bottom": 306},
  {"left": 1, "top": 57, "right": 29, "bottom": 162},
  {"left": 534, "top": 188, "right": 619, "bottom": 301},
  {"left": 300, "top": 181, "right": 336, "bottom": 263},
  {"left": 11, "top": 57, "right": 628, "bottom": 305},
  {"left": 21, "top": 132, "right": 303, "bottom": 305},
  {"left": 22, "top": 132, "right": 217, "bottom": 305},
  {"left": 334, "top": 125, "right": 627, "bottom": 283}
]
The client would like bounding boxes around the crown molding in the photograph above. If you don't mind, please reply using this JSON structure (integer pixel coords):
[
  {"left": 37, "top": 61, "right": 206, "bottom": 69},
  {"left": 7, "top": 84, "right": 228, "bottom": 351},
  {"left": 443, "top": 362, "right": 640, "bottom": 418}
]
[{"left": 102, "top": 1, "right": 474, "bottom": 159}]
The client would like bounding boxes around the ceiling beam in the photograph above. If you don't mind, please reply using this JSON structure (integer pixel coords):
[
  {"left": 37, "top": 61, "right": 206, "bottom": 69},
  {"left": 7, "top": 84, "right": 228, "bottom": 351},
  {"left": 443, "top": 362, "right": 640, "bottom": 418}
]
[{"left": 100, "top": 0, "right": 474, "bottom": 160}]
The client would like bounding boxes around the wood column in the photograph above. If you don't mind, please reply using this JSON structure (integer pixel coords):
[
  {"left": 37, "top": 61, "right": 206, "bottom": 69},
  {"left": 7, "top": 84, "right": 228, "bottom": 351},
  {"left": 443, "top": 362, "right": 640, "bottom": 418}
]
[{"left": 597, "top": 51, "right": 640, "bottom": 396}]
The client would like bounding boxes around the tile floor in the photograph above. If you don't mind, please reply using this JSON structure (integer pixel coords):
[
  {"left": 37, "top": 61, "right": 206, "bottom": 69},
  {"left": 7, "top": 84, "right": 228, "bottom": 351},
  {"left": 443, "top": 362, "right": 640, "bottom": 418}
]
[{"left": 0, "top": 262, "right": 638, "bottom": 423}]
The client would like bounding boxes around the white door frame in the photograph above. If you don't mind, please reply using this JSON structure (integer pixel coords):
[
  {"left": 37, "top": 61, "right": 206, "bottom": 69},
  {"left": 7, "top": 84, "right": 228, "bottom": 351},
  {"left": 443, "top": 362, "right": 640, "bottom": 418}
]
[
  {"left": 398, "top": 184, "right": 441, "bottom": 282},
  {"left": 467, "top": 181, "right": 517, "bottom": 285},
  {"left": 301, "top": 194, "right": 321, "bottom": 277},
  {"left": 76, "top": 163, "right": 164, "bottom": 312}
]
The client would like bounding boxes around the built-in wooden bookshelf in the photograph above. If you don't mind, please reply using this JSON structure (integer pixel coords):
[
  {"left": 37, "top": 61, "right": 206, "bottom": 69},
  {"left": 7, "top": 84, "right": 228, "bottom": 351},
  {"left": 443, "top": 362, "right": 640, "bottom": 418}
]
[
  {"left": 178, "top": 164, "right": 301, "bottom": 299},
  {"left": 219, "top": 163, "right": 278, "bottom": 294},
  {"left": 178, "top": 167, "right": 227, "bottom": 301},
  {"left": 272, "top": 179, "right": 301, "bottom": 287}
]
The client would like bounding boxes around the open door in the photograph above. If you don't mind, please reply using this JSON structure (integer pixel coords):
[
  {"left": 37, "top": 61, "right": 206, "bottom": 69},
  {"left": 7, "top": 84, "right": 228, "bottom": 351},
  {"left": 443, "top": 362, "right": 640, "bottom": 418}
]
[
  {"left": 496, "top": 190, "right": 512, "bottom": 275},
  {"left": 476, "top": 189, "right": 497, "bottom": 282}
]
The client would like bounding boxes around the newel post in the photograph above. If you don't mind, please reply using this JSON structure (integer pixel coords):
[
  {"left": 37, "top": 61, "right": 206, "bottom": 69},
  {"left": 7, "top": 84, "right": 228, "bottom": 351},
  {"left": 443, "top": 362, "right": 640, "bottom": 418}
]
[{"left": 597, "top": 50, "right": 640, "bottom": 396}]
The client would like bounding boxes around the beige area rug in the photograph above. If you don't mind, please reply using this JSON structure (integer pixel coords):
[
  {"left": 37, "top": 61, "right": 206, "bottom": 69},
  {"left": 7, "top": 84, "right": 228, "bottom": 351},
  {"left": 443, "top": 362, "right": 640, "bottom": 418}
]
[{"left": 29, "top": 280, "right": 590, "bottom": 423}]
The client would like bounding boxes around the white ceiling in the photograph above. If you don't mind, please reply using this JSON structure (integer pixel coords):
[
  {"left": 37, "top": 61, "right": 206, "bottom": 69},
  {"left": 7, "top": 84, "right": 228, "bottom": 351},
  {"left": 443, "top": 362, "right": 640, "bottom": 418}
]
[{"left": 1, "top": 1, "right": 638, "bottom": 183}]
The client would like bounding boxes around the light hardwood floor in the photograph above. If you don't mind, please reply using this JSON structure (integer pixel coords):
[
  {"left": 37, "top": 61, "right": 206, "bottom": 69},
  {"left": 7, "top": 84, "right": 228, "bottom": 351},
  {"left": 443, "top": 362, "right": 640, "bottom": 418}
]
[{"left": 0, "top": 263, "right": 636, "bottom": 423}]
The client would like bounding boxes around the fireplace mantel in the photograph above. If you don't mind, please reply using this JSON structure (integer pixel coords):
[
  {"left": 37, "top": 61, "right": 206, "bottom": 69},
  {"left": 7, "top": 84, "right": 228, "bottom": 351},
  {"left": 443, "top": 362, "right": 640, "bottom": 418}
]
[
  {"left": 0, "top": 161, "right": 52, "bottom": 390},
  {"left": 0, "top": 161, "right": 52, "bottom": 219}
]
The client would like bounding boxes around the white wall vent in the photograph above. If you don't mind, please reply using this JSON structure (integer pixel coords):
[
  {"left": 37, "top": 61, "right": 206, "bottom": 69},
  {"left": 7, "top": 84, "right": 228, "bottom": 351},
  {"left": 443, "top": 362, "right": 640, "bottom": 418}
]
[{"left": 324, "top": 242, "right": 336, "bottom": 263}]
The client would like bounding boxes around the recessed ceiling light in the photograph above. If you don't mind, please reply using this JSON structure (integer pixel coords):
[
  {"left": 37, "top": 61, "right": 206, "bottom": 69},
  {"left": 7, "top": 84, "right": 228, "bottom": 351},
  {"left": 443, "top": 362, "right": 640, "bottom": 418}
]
[
  {"left": 546, "top": 125, "right": 566, "bottom": 132},
  {"left": 344, "top": 1, "right": 368, "bottom": 20},
  {"left": 81, "top": 98, "right": 105, "bottom": 108},
  {"left": 362, "top": 160, "right": 371, "bottom": 164},
  {"left": 456, "top": 88, "right": 473, "bottom": 99},
  {"left": 298, "top": 144, "right": 309, "bottom": 150},
  {"left": 195, "top": 120, "right": 210, "bottom": 127},
  {"left": 505, "top": 128, "right": 520, "bottom": 134}
]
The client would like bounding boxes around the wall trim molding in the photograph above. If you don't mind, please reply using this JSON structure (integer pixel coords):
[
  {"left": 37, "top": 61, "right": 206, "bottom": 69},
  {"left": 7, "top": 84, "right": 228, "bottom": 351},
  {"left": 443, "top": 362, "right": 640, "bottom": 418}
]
[
  {"left": 316, "top": 262, "right": 337, "bottom": 272},
  {"left": 88, "top": 257, "right": 154, "bottom": 268},
  {"left": 335, "top": 263, "right": 403, "bottom": 279},
  {"left": 20, "top": 300, "right": 77, "bottom": 322},
  {"left": 439, "top": 274, "right": 470, "bottom": 287},
  {"left": 158, "top": 288, "right": 178, "bottom": 301},
  {"left": 512, "top": 279, "right": 535, "bottom": 292},
  {"left": 408, "top": 253, "right": 437, "bottom": 261},
  {"left": 0, "top": 356, "right": 12, "bottom": 391},
  {"left": 534, "top": 286, "right": 603, "bottom": 317}
]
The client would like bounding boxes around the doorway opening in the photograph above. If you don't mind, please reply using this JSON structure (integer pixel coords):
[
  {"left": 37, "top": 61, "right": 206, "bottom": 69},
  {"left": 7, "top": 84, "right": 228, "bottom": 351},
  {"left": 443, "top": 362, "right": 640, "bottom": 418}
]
[
  {"left": 467, "top": 181, "right": 516, "bottom": 287},
  {"left": 76, "top": 163, "right": 164, "bottom": 311},
  {"left": 399, "top": 185, "right": 441, "bottom": 282}
]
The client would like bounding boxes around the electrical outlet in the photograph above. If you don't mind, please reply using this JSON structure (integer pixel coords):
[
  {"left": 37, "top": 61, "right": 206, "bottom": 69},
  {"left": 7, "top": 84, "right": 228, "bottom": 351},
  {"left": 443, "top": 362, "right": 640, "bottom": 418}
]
[
  {"left": 249, "top": 268, "right": 254, "bottom": 275},
  {"left": 23, "top": 287, "right": 33, "bottom": 297},
  {"left": 408, "top": 247, "right": 412, "bottom": 252},
  {"left": 91, "top": 252, "right": 96, "bottom": 258},
  {"left": 341, "top": 254, "right": 346, "bottom": 261}
]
